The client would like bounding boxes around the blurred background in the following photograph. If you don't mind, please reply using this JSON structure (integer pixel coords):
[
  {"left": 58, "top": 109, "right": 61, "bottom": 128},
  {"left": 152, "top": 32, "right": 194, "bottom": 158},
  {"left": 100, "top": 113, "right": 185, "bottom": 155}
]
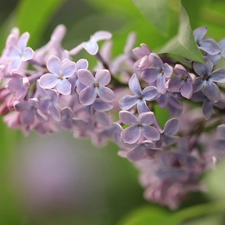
[{"left": 1, "top": 0, "right": 225, "bottom": 225}]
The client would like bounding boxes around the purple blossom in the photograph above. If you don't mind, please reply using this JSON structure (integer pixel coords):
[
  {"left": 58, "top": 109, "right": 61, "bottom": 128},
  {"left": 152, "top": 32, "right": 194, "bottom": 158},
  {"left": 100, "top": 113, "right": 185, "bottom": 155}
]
[
  {"left": 168, "top": 64, "right": 194, "bottom": 99},
  {"left": 157, "top": 91, "right": 183, "bottom": 117},
  {"left": 78, "top": 69, "right": 115, "bottom": 106},
  {"left": 194, "top": 26, "right": 220, "bottom": 55},
  {"left": 119, "top": 74, "right": 159, "bottom": 113},
  {"left": 69, "top": 31, "right": 112, "bottom": 55},
  {"left": 142, "top": 53, "right": 173, "bottom": 94},
  {"left": 126, "top": 141, "right": 161, "bottom": 162},
  {"left": 39, "top": 56, "right": 75, "bottom": 95},
  {"left": 213, "top": 125, "right": 225, "bottom": 150},
  {"left": 14, "top": 98, "right": 47, "bottom": 125},
  {"left": 60, "top": 107, "right": 87, "bottom": 130},
  {"left": 7, "top": 71, "right": 30, "bottom": 99},
  {"left": 191, "top": 90, "right": 225, "bottom": 120},
  {"left": 133, "top": 43, "right": 152, "bottom": 70},
  {"left": 193, "top": 57, "right": 225, "bottom": 102},
  {"left": 36, "top": 83, "right": 61, "bottom": 121},
  {"left": 156, "top": 118, "right": 179, "bottom": 147},
  {"left": 6, "top": 32, "right": 34, "bottom": 73},
  {"left": 120, "top": 111, "right": 160, "bottom": 144}
]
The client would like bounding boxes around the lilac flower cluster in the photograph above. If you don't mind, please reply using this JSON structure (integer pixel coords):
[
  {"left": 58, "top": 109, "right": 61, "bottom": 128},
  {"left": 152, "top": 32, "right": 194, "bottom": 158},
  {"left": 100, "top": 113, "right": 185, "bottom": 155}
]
[{"left": 1, "top": 25, "right": 225, "bottom": 209}]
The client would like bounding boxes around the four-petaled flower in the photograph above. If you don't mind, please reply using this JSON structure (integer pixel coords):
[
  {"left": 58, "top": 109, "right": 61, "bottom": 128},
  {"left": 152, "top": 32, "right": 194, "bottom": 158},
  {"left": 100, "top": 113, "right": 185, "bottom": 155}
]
[
  {"left": 7, "top": 71, "right": 30, "bottom": 99},
  {"left": 6, "top": 32, "right": 34, "bottom": 73},
  {"left": 39, "top": 55, "right": 76, "bottom": 95},
  {"left": 168, "top": 64, "right": 194, "bottom": 99},
  {"left": 78, "top": 69, "right": 115, "bottom": 106},
  {"left": 119, "top": 73, "right": 159, "bottom": 113},
  {"left": 194, "top": 26, "right": 220, "bottom": 55},
  {"left": 142, "top": 53, "right": 173, "bottom": 94},
  {"left": 69, "top": 31, "right": 112, "bottom": 55},
  {"left": 193, "top": 57, "right": 225, "bottom": 102},
  {"left": 120, "top": 111, "right": 160, "bottom": 144}
]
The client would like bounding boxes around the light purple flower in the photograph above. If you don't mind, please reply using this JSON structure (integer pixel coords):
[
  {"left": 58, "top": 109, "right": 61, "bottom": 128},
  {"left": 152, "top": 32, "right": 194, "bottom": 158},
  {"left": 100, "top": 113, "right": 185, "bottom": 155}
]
[
  {"left": 127, "top": 141, "right": 161, "bottom": 162},
  {"left": 193, "top": 57, "right": 225, "bottom": 102},
  {"left": 39, "top": 55, "right": 75, "bottom": 95},
  {"left": 60, "top": 107, "right": 87, "bottom": 130},
  {"left": 168, "top": 64, "right": 193, "bottom": 99},
  {"left": 156, "top": 91, "right": 183, "bottom": 117},
  {"left": 7, "top": 71, "right": 30, "bottom": 99},
  {"left": 156, "top": 118, "right": 179, "bottom": 147},
  {"left": 14, "top": 98, "right": 47, "bottom": 125},
  {"left": 133, "top": 43, "right": 152, "bottom": 70},
  {"left": 78, "top": 69, "right": 115, "bottom": 106},
  {"left": 69, "top": 31, "right": 112, "bottom": 55},
  {"left": 194, "top": 26, "right": 220, "bottom": 55},
  {"left": 119, "top": 74, "right": 159, "bottom": 113},
  {"left": 6, "top": 32, "right": 34, "bottom": 73},
  {"left": 142, "top": 53, "right": 173, "bottom": 94},
  {"left": 36, "top": 83, "right": 61, "bottom": 121},
  {"left": 191, "top": 90, "right": 225, "bottom": 120},
  {"left": 120, "top": 111, "right": 160, "bottom": 144}
]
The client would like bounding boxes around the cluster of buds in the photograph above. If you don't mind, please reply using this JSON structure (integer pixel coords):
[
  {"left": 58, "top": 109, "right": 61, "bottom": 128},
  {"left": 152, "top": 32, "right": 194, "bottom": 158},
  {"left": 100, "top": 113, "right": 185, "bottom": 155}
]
[{"left": 1, "top": 25, "right": 225, "bottom": 209}]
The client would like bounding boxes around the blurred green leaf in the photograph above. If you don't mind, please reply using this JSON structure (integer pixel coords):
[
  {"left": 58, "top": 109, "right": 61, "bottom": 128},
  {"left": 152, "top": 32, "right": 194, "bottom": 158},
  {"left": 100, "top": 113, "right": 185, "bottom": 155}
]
[
  {"left": 158, "top": 5, "right": 203, "bottom": 62},
  {"left": 154, "top": 105, "right": 170, "bottom": 129},
  {"left": 205, "top": 159, "right": 225, "bottom": 199},
  {"left": 117, "top": 205, "right": 171, "bottom": 225},
  {"left": 131, "top": 0, "right": 169, "bottom": 36},
  {"left": 16, "top": 0, "right": 65, "bottom": 47}
]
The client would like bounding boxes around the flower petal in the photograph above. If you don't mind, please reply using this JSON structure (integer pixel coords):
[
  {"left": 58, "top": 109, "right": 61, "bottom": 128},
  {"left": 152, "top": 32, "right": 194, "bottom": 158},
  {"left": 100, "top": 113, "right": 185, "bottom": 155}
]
[
  {"left": 173, "top": 64, "right": 186, "bottom": 75},
  {"left": 20, "top": 110, "right": 34, "bottom": 125},
  {"left": 23, "top": 47, "right": 34, "bottom": 61},
  {"left": 168, "top": 76, "right": 183, "bottom": 91},
  {"left": 210, "top": 69, "right": 225, "bottom": 83},
  {"left": 119, "top": 111, "right": 137, "bottom": 125},
  {"left": 78, "top": 69, "right": 94, "bottom": 86},
  {"left": 47, "top": 55, "right": 61, "bottom": 75},
  {"left": 138, "top": 112, "right": 154, "bottom": 125},
  {"left": 119, "top": 95, "right": 138, "bottom": 110},
  {"left": 79, "top": 86, "right": 96, "bottom": 105},
  {"left": 91, "top": 31, "right": 112, "bottom": 42},
  {"left": 181, "top": 81, "right": 193, "bottom": 99},
  {"left": 76, "top": 59, "right": 89, "bottom": 70},
  {"left": 193, "top": 57, "right": 213, "bottom": 76},
  {"left": 142, "top": 86, "right": 159, "bottom": 100},
  {"left": 141, "top": 68, "right": 160, "bottom": 84},
  {"left": 57, "top": 78, "right": 71, "bottom": 95},
  {"left": 142, "top": 126, "right": 160, "bottom": 141},
  {"left": 157, "top": 75, "right": 166, "bottom": 94},
  {"left": 61, "top": 60, "right": 76, "bottom": 78},
  {"left": 202, "top": 100, "right": 213, "bottom": 120},
  {"left": 18, "top": 32, "right": 29, "bottom": 50},
  {"left": 199, "top": 38, "right": 220, "bottom": 55},
  {"left": 121, "top": 125, "right": 141, "bottom": 144},
  {"left": 163, "top": 63, "right": 173, "bottom": 78},
  {"left": 97, "top": 86, "right": 115, "bottom": 102},
  {"left": 164, "top": 118, "right": 179, "bottom": 135},
  {"left": 194, "top": 26, "right": 208, "bottom": 43},
  {"left": 149, "top": 53, "right": 163, "bottom": 68},
  {"left": 137, "top": 100, "right": 150, "bottom": 114},
  {"left": 127, "top": 146, "right": 145, "bottom": 161},
  {"left": 193, "top": 78, "right": 205, "bottom": 92},
  {"left": 203, "top": 81, "right": 221, "bottom": 102},
  {"left": 95, "top": 69, "right": 111, "bottom": 85},
  {"left": 39, "top": 73, "right": 59, "bottom": 89},
  {"left": 83, "top": 40, "right": 98, "bottom": 55},
  {"left": 129, "top": 74, "right": 142, "bottom": 96}
]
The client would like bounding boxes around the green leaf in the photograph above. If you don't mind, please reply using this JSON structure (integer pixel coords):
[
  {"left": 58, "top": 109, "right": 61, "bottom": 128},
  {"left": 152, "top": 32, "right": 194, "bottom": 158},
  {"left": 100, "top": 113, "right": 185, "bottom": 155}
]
[
  {"left": 131, "top": 0, "right": 169, "bottom": 36},
  {"left": 205, "top": 159, "right": 225, "bottom": 199},
  {"left": 158, "top": 5, "right": 203, "bottom": 62},
  {"left": 117, "top": 205, "right": 171, "bottom": 225},
  {"left": 16, "top": 0, "right": 65, "bottom": 47}
]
